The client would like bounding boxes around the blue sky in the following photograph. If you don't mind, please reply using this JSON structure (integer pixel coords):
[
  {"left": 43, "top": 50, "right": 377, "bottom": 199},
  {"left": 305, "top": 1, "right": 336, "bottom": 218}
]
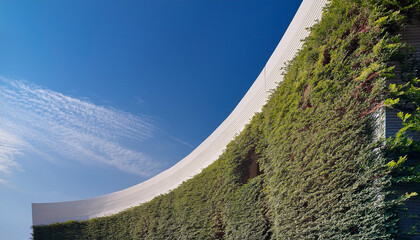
[{"left": 0, "top": 0, "right": 301, "bottom": 239}]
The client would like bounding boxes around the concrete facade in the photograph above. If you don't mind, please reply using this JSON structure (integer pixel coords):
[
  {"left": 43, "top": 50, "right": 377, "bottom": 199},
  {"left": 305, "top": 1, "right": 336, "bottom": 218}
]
[{"left": 32, "top": 0, "right": 328, "bottom": 226}]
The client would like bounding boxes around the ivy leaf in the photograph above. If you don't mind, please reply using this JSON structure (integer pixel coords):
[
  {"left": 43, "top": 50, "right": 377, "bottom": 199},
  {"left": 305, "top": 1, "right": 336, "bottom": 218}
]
[
  {"left": 384, "top": 98, "right": 400, "bottom": 107},
  {"left": 389, "top": 84, "right": 398, "bottom": 93},
  {"left": 405, "top": 192, "right": 418, "bottom": 199},
  {"left": 387, "top": 155, "right": 407, "bottom": 170}
]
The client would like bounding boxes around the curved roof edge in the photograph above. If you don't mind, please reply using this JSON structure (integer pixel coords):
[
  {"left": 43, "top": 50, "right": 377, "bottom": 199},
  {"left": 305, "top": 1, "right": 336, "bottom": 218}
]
[{"left": 32, "top": 0, "right": 328, "bottom": 226}]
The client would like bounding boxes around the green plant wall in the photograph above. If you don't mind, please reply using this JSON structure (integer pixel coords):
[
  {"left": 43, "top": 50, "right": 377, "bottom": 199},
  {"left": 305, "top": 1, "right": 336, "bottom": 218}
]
[{"left": 33, "top": 0, "right": 420, "bottom": 239}]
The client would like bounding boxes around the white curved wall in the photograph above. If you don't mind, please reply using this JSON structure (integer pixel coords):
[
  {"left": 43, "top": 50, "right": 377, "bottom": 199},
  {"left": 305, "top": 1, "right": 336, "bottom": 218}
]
[{"left": 32, "top": 0, "right": 328, "bottom": 226}]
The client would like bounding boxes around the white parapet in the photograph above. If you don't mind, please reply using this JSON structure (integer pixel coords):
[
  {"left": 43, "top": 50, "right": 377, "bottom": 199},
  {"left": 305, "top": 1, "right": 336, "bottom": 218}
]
[{"left": 32, "top": 0, "right": 328, "bottom": 226}]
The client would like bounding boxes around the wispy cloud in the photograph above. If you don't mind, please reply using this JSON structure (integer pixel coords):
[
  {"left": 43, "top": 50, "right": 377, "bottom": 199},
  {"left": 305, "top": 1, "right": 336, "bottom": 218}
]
[
  {"left": 0, "top": 128, "right": 25, "bottom": 174},
  {"left": 0, "top": 77, "right": 160, "bottom": 177},
  {"left": 0, "top": 178, "right": 10, "bottom": 186},
  {"left": 170, "top": 136, "right": 193, "bottom": 148}
]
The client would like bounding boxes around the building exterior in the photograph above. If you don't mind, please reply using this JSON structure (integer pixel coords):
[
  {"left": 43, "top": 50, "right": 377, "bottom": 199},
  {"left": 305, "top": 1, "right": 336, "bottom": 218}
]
[{"left": 32, "top": 0, "right": 329, "bottom": 226}]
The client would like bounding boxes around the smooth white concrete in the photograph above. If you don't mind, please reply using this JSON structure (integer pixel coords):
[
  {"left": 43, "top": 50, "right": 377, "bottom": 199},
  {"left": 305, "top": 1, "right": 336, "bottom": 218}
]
[{"left": 32, "top": 0, "right": 328, "bottom": 226}]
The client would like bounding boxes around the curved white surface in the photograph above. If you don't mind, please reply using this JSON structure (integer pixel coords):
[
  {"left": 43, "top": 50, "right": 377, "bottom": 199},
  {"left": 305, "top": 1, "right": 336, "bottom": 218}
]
[{"left": 32, "top": 0, "right": 328, "bottom": 226}]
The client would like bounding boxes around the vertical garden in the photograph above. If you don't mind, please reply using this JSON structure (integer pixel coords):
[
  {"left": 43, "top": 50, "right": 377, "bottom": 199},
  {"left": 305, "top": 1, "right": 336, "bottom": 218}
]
[{"left": 33, "top": 0, "right": 420, "bottom": 239}]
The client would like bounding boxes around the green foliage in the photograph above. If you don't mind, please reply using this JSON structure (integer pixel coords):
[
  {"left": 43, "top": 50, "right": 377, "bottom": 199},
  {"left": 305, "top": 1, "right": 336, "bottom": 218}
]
[
  {"left": 33, "top": 0, "right": 420, "bottom": 239},
  {"left": 223, "top": 177, "right": 271, "bottom": 240},
  {"left": 384, "top": 59, "right": 420, "bottom": 186}
]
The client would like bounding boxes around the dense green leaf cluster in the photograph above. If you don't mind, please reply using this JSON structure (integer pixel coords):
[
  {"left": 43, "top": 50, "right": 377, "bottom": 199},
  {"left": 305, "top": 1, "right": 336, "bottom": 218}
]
[{"left": 33, "top": 0, "right": 419, "bottom": 239}]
